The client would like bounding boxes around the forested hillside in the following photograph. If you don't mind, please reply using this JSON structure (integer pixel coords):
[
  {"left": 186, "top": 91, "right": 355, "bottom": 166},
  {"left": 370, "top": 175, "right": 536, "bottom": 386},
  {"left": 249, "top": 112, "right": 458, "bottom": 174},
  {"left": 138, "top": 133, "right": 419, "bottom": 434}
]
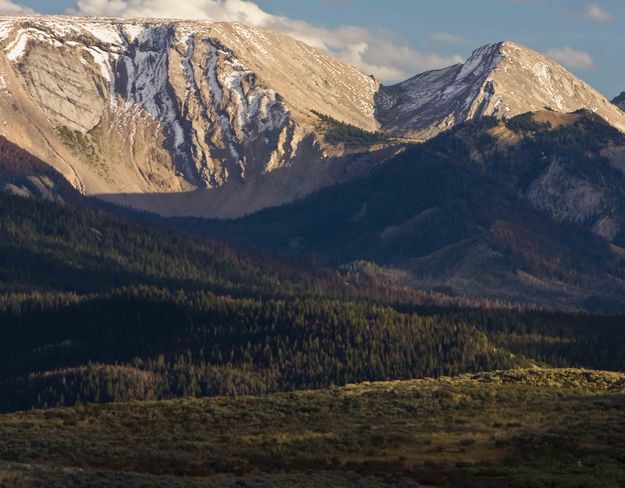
[
  {"left": 1, "top": 193, "right": 625, "bottom": 412},
  {"left": 0, "top": 287, "right": 524, "bottom": 411},
  {"left": 0, "top": 193, "right": 338, "bottom": 296},
  {"left": 186, "top": 111, "right": 625, "bottom": 309}
]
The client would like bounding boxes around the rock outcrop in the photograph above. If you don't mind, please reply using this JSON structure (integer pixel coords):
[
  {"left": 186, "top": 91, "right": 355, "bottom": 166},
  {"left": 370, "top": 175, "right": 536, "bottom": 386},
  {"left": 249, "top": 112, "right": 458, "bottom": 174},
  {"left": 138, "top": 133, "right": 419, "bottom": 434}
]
[{"left": 613, "top": 92, "right": 625, "bottom": 111}]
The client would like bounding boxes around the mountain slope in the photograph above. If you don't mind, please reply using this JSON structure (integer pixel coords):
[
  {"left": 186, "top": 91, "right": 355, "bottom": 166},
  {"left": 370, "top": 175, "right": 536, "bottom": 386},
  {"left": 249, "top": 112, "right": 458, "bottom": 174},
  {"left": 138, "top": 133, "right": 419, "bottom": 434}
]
[
  {"left": 0, "top": 134, "right": 79, "bottom": 203},
  {"left": 377, "top": 41, "right": 625, "bottom": 140},
  {"left": 0, "top": 16, "right": 384, "bottom": 202},
  {"left": 0, "top": 191, "right": 341, "bottom": 296},
  {"left": 190, "top": 111, "right": 625, "bottom": 309},
  {"left": 613, "top": 91, "right": 625, "bottom": 111}
]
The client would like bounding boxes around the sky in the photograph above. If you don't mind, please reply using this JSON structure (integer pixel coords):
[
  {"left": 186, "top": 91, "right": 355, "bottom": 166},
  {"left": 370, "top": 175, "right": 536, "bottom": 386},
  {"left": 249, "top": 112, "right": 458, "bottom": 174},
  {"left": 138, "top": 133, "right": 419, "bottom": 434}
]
[{"left": 2, "top": 0, "right": 624, "bottom": 98}]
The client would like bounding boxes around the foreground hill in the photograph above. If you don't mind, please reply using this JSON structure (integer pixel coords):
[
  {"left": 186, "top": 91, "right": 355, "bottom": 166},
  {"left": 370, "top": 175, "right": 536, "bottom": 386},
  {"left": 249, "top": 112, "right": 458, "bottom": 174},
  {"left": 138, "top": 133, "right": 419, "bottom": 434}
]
[
  {"left": 193, "top": 110, "right": 625, "bottom": 309},
  {"left": 1, "top": 368, "right": 624, "bottom": 487}
]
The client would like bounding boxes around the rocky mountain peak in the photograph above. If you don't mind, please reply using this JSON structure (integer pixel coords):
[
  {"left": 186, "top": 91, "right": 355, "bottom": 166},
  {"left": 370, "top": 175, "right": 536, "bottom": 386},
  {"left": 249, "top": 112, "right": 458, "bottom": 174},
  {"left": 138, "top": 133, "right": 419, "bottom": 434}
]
[
  {"left": 1, "top": 17, "right": 625, "bottom": 220},
  {"left": 376, "top": 40, "right": 625, "bottom": 139}
]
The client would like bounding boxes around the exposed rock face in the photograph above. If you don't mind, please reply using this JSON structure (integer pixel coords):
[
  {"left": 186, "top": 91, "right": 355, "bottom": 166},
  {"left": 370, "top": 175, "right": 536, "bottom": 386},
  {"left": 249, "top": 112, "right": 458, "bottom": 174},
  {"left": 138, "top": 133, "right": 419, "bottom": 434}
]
[
  {"left": 476, "top": 111, "right": 625, "bottom": 243},
  {"left": 527, "top": 158, "right": 606, "bottom": 223},
  {"left": 0, "top": 16, "right": 379, "bottom": 206},
  {"left": 377, "top": 41, "right": 625, "bottom": 139}
]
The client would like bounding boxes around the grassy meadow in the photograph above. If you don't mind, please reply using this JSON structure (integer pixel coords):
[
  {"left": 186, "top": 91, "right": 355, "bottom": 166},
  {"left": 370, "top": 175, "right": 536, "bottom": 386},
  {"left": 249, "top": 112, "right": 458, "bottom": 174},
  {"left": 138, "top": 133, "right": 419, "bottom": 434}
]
[{"left": 1, "top": 368, "right": 624, "bottom": 487}]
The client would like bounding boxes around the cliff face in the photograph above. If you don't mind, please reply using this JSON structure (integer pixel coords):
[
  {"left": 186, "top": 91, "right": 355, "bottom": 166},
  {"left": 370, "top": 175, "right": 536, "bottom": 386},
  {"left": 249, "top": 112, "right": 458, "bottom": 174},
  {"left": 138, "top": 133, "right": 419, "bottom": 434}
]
[{"left": 0, "top": 16, "right": 380, "bottom": 201}]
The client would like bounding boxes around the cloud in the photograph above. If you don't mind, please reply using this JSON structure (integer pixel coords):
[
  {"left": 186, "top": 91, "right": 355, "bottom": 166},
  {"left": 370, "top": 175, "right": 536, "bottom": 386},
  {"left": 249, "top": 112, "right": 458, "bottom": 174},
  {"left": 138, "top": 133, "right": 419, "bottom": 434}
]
[
  {"left": 429, "top": 32, "right": 470, "bottom": 44},
  {"left": 545, "top": 47, "right": 594, "bottom": 70},
  {"left": 584, "top": 3, "right": 615, "bottom": 22},
  {"left": 0, "top": 0, "right": 35, "bottom": 14},
  {"left": 68, "top": 0, "right": 463, "bottom": 82}
]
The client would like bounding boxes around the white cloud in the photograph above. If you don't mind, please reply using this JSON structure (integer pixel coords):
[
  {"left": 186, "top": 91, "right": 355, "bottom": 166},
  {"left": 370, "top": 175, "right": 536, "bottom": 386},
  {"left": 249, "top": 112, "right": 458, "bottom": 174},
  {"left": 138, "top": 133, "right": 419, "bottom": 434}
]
[
  {"left": 68, "top": 0, "right": 463, "bottom": 82},
  {"left": 545, "top": 47, "right": 594, "bottom": 70},
  {"left": 429, "top": 32, "right": 470, "bottom": 44},
  {"left": 0, "top": 0, "right": 35, "bottom": 14},
  {"left": 584, "top": 3, "right": 615, "bottom": 22}
]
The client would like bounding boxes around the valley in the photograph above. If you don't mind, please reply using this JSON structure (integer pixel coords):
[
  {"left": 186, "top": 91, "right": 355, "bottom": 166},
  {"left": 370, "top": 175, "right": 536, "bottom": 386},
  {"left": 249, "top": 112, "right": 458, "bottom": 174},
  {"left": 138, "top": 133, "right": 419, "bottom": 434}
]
[{"left": 0, "top": 8, "right": 625, "bottom": 487}]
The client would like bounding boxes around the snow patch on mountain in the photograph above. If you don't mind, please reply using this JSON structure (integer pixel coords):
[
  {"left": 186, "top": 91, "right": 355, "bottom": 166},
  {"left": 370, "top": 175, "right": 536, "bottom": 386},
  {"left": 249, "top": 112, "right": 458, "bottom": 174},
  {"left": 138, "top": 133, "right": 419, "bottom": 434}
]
[{"left": 81, "top": 21, "right": 124, "bottom": 45}]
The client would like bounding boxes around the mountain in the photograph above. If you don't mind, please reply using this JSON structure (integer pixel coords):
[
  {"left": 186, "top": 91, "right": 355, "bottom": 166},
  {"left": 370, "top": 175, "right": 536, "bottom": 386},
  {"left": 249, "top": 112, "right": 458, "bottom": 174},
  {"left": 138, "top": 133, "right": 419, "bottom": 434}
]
[
  {"left": 0, "top": 16, "right": 392, "bottom": 217},
  {"left": 0, "top": 17, "right": 624, "bottom": 218},
  {"left": 377, "top": 41, "right": 625, "bottom": 140},
  {"left": 189, "top": 111, "right": 625, "bottom": 309},
  {"left": 613, "top": 91, "right": 625, "bottom": 111},
  {"left": 0, "top": 16, "right": 624, "bottom": 304}
]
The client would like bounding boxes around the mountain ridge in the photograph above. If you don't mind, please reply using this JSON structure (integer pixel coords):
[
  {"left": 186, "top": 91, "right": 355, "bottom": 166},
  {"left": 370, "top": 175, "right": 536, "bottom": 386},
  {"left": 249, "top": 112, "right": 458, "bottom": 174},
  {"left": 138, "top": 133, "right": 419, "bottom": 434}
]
[
  {"left": 0, "top": 17, "right": 624, "bottom": 218},
  {"left": 613, "top": 91, "right": 625, "bottom": 111}
]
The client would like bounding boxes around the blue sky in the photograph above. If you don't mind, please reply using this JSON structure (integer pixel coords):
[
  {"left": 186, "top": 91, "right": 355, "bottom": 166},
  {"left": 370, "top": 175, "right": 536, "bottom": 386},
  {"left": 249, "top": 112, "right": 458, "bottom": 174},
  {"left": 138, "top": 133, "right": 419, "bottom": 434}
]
[{"left": 10, "top": 0, "right": 625, "bottom": 98}]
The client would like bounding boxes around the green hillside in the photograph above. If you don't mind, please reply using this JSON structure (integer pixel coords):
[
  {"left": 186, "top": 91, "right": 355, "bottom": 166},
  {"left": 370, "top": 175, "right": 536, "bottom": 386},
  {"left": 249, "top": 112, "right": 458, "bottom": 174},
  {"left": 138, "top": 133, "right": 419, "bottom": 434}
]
[
  {"left": 1, "top": 193, "right": 625, "bottom": 413},
  {"left": 1, "top": 369, "right": 624, "bottom": 487}
]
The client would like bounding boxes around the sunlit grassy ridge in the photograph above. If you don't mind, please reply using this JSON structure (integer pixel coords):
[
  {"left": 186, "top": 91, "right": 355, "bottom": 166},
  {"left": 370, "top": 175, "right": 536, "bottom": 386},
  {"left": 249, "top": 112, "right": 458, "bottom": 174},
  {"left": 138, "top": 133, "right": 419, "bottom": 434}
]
[{"left": 1, "top": 368, "right": 624, "bottom": 487}]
